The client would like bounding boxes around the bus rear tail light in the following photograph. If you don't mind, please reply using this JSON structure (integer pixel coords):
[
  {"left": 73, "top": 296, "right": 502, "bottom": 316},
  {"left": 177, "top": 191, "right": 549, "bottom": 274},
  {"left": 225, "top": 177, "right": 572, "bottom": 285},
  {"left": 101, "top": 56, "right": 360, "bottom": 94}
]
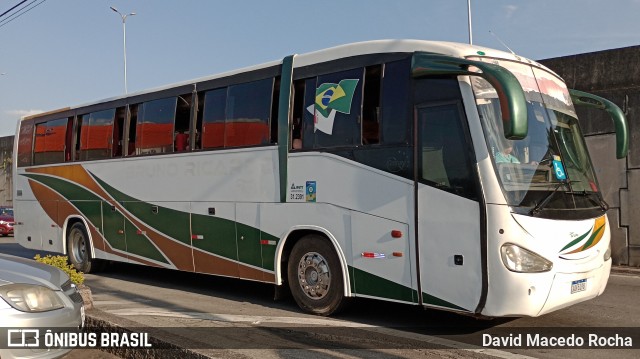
[{"left": 500, "top": 244, "right": 552, "bottom": 273}]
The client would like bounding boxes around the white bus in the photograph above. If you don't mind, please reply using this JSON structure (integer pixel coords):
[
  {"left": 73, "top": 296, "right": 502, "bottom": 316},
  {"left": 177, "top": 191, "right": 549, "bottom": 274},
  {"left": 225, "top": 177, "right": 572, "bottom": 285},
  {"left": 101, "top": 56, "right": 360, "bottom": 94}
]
[{"left": 13, "top": 40, "right": 628, "bottom": 317}]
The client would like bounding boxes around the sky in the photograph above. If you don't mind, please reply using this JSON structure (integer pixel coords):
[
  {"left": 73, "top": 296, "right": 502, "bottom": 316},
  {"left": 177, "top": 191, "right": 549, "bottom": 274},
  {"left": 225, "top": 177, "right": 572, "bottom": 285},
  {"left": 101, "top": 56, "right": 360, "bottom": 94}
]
[{"left": 0, "top": 0, "right": 639, "bottom": 137}]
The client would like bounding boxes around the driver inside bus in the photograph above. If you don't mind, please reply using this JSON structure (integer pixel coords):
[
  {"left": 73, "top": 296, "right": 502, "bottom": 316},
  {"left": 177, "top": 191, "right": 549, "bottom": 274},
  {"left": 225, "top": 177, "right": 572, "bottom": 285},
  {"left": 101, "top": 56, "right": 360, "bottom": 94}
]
[{"left": 495, "top": 145, "right": 520, "bottom": 163}]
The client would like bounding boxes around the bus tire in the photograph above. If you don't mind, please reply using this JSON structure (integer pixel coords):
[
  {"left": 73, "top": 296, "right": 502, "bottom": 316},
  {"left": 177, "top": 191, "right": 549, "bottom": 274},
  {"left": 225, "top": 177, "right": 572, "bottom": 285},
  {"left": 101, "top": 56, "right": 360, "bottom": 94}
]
[
  {"left": 67, "top": 222, "right": 95, "bottom": 273},
  {"left": 287, "top": 235, "right": 345, "bottom": 316}
]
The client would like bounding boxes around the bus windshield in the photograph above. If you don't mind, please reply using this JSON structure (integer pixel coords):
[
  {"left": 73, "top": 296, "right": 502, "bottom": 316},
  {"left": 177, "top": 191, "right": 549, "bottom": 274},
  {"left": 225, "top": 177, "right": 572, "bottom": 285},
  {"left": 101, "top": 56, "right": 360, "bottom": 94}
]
[{"left": 469, "top": 57, "right": 603, "bottom": 217}]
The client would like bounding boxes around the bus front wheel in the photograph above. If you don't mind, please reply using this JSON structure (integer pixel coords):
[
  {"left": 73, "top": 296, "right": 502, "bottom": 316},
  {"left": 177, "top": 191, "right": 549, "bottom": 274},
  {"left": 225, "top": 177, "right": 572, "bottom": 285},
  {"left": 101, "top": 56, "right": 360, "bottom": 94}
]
[
  {"left": 67, "top": 222, "right": 95, "bottom": 273},
  {"left": 287, "top": 235, "right": 345, "bottom": 316}
]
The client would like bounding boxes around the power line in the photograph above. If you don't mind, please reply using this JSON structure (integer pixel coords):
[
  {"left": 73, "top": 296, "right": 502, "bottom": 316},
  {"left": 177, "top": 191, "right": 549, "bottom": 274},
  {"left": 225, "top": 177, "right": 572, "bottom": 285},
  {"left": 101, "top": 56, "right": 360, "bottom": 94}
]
[
  {"left": 0, "top": 0, "right": 47, "bottom": 29},
  {"left": 0, "top": 0, "right": 28, "bottom": 20}
]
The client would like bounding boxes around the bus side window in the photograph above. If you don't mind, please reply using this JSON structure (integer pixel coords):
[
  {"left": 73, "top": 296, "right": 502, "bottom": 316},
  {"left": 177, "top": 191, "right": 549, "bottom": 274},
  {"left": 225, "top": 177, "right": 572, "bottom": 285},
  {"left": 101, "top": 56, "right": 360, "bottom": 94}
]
[
  {"left": 74, "top": 116, "right": 83, "bottom": 161},
  {"left": 113, "top": 107, "right": 126, "bottom": 157},
  {"left": 201, "top": 88, "right": 226, "bottom": 149},
  {"left": 362, "top": 65, "right": 382, "bottom": 145},
  {"left": 127, "top": 104, "right": 139, "bottom": 156},
  {"left": 33, "top": 118, "right": 68, "bottom": 165},
  {"left": 271, "top": 76, "right": 280, "bottom": 145},
  {"left": 301, "top": 77, "right": 317, "bottom": 149},
  {"left": 175, "top": 94, "right": 192, "bottom": 152},
  {"left": 194, "top": 92, "right": 204, "bottom": 150},
  {"left": 305, "top": 68, "right": 363, "bottom": 149},
  {"left": 417, "top": 103, "right": 477, "bottom": 201},
  {"left": 291, "top": 79, "right": 306, "bottom": 149},
  {"left": 136, "top": 97, "right": 176, "bottom": 155},
  {"left": 78, "top": 109, "right": 116, "bottom": 161},
  {"left": 17, "top": 119, "right": 35, "bottom": 167},
  {"left": 225, "top": 79, "right": 272, "bottom": 147}
]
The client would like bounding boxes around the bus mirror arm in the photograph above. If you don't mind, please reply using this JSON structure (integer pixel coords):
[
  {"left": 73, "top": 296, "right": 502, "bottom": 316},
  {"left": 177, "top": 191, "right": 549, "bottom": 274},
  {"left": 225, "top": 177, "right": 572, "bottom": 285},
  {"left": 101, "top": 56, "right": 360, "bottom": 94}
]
[
  {"left": 411, "top": 53, "right": 528, "bottom": 140},
  {"left": 569, "top": 89, "right": 629, "bottom": 159}
]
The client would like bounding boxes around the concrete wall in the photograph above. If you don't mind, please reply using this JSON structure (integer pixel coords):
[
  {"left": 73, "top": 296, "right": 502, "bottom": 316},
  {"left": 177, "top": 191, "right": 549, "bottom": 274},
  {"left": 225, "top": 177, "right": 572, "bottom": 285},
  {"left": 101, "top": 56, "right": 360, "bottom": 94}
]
[
  {"left": 0, "top": 136, "right": 13, "bottom": 207},
  {"left": 540, "top": 45, "right": 640, "bottom": 266}
]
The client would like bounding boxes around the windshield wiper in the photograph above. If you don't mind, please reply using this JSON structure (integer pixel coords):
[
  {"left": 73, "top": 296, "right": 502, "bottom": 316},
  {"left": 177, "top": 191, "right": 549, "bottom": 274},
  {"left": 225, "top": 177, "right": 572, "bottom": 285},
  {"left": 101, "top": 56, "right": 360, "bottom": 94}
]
[
  {"left": 529, "top": 181, "right": 569, "bottom": 216},
  {"left": 566, "top": 190, "right": 609, "bottom": 211}
]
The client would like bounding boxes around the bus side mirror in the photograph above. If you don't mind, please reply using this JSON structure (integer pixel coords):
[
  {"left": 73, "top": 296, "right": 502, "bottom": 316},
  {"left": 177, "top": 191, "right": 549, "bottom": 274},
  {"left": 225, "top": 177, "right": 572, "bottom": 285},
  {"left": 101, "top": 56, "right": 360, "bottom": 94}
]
[
  {"left": 569, "top": 89, "right": 629, "bottom": 159},
  {"left": 411, "top": 53, "right": 528, "bottom": 140}
]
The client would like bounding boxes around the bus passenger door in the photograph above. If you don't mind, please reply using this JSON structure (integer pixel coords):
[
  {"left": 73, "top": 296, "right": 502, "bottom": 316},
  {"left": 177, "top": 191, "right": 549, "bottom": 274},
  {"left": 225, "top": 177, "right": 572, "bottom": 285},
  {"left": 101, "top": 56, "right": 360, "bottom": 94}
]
[{"left": 415, "top": 102, "right": 483, "bottom": 313}]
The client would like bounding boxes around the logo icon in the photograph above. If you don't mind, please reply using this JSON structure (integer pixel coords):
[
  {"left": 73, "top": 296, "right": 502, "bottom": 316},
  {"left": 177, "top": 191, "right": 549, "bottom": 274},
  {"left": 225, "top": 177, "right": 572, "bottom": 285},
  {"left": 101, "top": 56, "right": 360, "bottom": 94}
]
[
  {"left": 306, "top": 181, "right": 317, "bottom": 202},
  {"left": 7, "top": 329, "right": 40, "bottom": 347}
]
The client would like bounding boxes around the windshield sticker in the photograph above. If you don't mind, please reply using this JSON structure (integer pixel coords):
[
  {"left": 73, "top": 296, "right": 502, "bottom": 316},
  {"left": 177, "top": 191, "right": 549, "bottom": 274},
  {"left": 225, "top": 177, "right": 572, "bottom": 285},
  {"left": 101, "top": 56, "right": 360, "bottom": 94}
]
[
  {"left": 306, "top": 79, "right": 359, "bottom": 135},
  {"left": 306, "top": 181, "right": 317, "bottom": 202},
  {"left": 552, "top": 155, "right": 567, "bottom": 180}
]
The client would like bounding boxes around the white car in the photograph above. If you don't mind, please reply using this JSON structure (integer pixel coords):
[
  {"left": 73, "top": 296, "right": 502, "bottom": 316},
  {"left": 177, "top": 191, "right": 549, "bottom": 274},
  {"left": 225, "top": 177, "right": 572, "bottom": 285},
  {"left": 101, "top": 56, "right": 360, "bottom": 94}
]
[{"left": 0, "top": 253, "right": 85, "bottom": 359}]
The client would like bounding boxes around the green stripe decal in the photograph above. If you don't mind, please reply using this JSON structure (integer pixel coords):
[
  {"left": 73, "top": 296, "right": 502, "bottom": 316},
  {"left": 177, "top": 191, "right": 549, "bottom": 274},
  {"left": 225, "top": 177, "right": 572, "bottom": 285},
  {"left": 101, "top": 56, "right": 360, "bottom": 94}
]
[
  {"left": 23, "top": 174, "right": 169, "bottom": 264},
  {"left": 581, "top": 224, "right": 604, "bottom": 251},
  {"left": 350, "top": 266, "right": 467, "bottom": 311},
  {"left": 91, "top": 172, "right": 278, "bottom": 270},
  {"left": 423, "top": 292, "right": 466, "bottom": 311},
  {"left": 350, "top": 266, "right": 416, "bottom": 303},
  {"left": 559, "top": 228, "right": 591, "bottom": 253}
]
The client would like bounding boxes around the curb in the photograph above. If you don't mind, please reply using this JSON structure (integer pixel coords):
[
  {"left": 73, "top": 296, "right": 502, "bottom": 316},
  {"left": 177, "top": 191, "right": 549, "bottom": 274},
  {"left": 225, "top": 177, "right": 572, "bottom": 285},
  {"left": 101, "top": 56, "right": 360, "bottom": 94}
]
[
  {"left": 85, "top": 311, "right": 211, "bottom": 359},
  {"left": 611, "top": 265, "right": 640, "bottom": 276}
]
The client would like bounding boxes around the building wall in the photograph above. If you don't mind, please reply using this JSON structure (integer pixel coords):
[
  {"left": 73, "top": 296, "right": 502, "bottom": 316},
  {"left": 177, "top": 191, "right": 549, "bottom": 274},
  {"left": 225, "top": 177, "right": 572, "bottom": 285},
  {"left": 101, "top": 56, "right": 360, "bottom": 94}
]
[
  {"left": 540, "top": 45, "right": 640, "bottom": 266},
  {"left": 0, "top": 136, "right": 14, "bottom": 207}
]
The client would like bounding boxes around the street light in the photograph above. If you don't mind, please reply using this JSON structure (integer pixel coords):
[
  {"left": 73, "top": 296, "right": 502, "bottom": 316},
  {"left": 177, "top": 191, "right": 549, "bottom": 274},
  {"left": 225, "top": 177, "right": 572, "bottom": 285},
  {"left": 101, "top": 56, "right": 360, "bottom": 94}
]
[{"left": 110, "top": 6, "right": 136, "bottom": 94}]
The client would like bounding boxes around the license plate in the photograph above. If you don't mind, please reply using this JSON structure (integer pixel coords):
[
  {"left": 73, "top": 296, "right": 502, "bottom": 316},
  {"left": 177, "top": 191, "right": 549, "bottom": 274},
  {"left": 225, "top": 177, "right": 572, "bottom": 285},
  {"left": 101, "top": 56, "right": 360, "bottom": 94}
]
[{"left": 571, "top": 279, "right": 587, "bottom": 294}]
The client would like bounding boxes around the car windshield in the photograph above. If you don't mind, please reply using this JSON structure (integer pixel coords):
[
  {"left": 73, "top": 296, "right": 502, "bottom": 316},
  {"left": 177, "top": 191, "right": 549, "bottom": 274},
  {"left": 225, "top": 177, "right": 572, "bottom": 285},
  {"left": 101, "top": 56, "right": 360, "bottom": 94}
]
[
  {"left": 469, "top": 57, "right": 603, "bottom": 218},
  {"left": 0, "top": 208, "right": 12, "bottom": 216}
]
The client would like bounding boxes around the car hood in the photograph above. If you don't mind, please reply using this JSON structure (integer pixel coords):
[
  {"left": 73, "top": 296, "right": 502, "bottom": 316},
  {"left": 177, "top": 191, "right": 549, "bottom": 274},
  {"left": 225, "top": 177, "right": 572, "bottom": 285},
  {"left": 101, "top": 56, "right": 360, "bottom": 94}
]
[{"left": 0, "top": 254, "right": 67, "bottom": 290}]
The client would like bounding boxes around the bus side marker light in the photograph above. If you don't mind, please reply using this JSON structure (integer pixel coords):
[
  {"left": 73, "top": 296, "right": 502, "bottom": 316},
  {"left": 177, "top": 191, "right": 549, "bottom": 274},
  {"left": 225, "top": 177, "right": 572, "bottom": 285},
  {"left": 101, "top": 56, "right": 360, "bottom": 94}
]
[
  {"left": 260, "top": 240, "right": 277, "bottom": 245},
  {"left": 362, "top": 252, "right": 386, "bottom": 259},
  {"left": 136, "top": 230, "right": 146, "bottom": 235},
  {"left": 117, "top": 230, "right": 124, "bottom": 235},
  {"left": 392, "top": 252, "right": 403, "bottom": 257},
  {"left": 191, "top": 235, "right": 204, "bottom": 240},
  {"left": 391, "top": 230, "right": 403, "bottom": 238}
]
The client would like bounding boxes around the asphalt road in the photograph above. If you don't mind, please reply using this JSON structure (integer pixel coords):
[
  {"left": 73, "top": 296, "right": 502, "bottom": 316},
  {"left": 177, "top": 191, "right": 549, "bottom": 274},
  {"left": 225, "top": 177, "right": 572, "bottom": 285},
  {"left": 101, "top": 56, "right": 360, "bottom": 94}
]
[{"left": 1, "top": 236, "right": 639, "bottom": 359}]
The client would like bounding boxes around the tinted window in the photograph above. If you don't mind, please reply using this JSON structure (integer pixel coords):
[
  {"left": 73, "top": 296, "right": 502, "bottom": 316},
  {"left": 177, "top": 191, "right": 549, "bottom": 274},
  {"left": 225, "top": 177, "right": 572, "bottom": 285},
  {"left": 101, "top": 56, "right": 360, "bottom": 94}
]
[
  {"left": 17, "top": 119, "right": 35, "bottom": 167},
  {"left": 34, "top": 118, "right": 69, "bottom": 165},
  {"left": 381, "top": 60, "right": 410, "bottom": 144},
  {"left": 417, "top": 103, "right": 477, "bottom": 200},
  {"left": 79, "top": 109, "right": 116, "bottom": 161},
  {"left": 201, "top": 88, "right": 226, "bottom": 149},
  {"left": 137, "top": 97, "right": 177, "bottom": 154},
  {"left": 303, "top": 68, "right": 363, "bottom": 148},
  {"left": 225, "top": 78, "right": 272, "bottom": 147}
]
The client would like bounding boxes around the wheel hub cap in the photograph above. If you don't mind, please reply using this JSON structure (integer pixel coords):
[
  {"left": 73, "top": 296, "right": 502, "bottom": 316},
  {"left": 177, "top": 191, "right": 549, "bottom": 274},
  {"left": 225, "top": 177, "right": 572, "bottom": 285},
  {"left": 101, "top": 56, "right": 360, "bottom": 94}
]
[{"left": 297, "top": 252, "right": 331, "bottom": 300}]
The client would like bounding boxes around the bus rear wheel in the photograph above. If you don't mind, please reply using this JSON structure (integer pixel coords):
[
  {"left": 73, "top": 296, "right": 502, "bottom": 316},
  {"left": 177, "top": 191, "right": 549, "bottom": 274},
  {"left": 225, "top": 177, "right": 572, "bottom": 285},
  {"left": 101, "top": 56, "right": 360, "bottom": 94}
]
[
  {"left": 287, "top": 235, "right": 345, "bottom": 316},
  {"left": 67, "top": 222, "right": 95, "bottom": 273}
]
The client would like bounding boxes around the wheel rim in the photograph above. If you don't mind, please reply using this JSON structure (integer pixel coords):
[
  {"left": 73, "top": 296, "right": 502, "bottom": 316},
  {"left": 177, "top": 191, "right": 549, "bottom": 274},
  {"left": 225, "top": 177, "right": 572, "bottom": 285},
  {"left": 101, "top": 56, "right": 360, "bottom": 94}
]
[
  {"left": 70, "top": 228, "right": 87, "bottom": 264},
  {"left": 297, "top": 251, "right": 331, "bottom": 300}
]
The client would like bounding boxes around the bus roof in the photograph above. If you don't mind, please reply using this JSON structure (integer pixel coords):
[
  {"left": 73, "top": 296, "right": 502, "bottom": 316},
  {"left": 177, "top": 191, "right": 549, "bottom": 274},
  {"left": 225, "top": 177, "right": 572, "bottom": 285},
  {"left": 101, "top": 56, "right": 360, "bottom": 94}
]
[{"left": 23, "top": 39, "right": 551, "bottom": 121}]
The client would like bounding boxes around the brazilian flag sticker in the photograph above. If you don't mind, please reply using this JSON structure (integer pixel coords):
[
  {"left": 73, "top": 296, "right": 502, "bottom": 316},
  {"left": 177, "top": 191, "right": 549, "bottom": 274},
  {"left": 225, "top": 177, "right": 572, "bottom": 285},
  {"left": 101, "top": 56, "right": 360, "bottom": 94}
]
[{"left": 307, "top": 79, "right": 359, "bottom": 135}]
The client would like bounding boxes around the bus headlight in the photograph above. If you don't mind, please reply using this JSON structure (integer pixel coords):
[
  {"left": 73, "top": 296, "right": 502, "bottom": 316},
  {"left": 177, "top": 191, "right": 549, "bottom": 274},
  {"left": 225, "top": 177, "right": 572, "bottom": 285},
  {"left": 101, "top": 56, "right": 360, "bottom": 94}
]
[
  {"left": 604, "top": 243, "right": 612, "bottom": 261},
  {"left": 501, "top": 244, "right": 553, "bottom": 273}
]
